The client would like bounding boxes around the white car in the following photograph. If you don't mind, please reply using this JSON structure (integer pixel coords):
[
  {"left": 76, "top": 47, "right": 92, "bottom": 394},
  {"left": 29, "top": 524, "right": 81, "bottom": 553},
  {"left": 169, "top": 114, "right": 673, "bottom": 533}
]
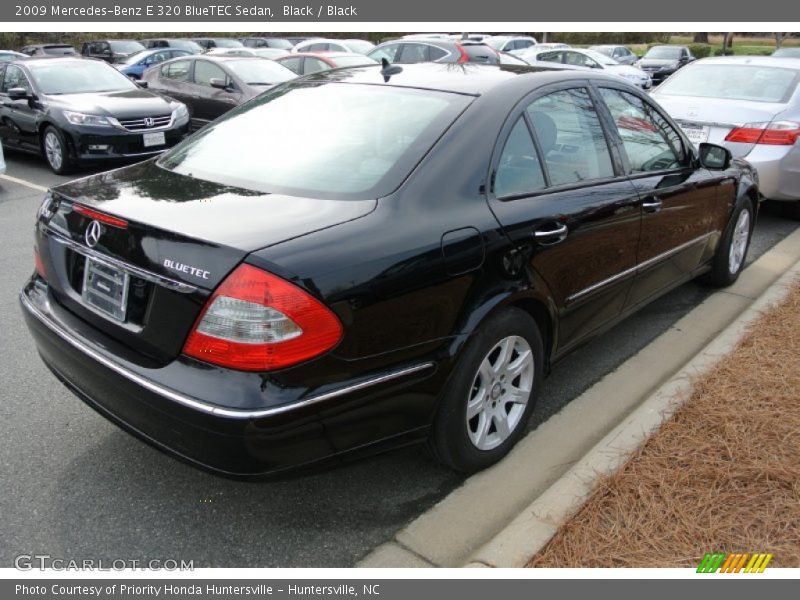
[
  {"left": 519, "top": 47, "right": 652, "bottom": 89},
  {"left": 292, "top": 38, "right": 375, "bottom": 55},
  {"left": 653, "top": 56, "right": 800, "bottom": 204},
  {"left": 0, "top": 140, "right": 5, "bottom": 175}
]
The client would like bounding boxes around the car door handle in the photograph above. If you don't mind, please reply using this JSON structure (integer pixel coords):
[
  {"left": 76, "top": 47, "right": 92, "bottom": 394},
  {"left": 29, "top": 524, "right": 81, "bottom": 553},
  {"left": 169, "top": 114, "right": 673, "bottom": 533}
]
[
  {"left": 642, "top": 198, "right": 663, "bottom": 213},
  {"left": 533, "top": 222, "right": 569, "bottom": 244}
]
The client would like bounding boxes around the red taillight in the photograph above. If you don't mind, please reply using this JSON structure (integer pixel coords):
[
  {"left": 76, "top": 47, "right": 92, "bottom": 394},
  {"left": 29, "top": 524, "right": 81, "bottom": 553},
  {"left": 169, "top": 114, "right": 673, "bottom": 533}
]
[
  {"left": 455, "top": 43, "right": 469, "bottom": 64},
  {"left": 724, "top": 121, "right": 800, "bottom": 146},
  {"left": 182, "top": 264, "right": 343, "bottom": 372},
  {"left": 34, "top": 247, "right": 45, "bottom": 279},
  {"left": 73, "top": 204, "right": 128, "bottom": 229}
]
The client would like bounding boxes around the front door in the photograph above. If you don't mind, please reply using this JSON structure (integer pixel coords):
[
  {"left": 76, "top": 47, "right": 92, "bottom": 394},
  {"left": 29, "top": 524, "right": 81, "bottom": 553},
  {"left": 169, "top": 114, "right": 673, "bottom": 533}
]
[
  {"left": 595, "top": 84, "right": 719, "bottom": 308},
  {"left": 487, "top": 84, "right": 642, "bottom": 353}
]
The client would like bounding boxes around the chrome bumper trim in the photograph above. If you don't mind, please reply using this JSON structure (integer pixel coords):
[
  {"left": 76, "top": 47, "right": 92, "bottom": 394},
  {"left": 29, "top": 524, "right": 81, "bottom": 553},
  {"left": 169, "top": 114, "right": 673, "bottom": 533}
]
[{"left": 21, "top": 289, "right": 434, "bottom": 420}]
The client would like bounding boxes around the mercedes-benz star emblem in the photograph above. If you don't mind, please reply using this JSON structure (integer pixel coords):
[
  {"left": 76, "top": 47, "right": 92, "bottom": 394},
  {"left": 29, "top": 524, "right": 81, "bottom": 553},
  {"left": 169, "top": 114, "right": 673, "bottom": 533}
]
[{"left": 85, "top": 220, "right": 102, "bottom": 248}]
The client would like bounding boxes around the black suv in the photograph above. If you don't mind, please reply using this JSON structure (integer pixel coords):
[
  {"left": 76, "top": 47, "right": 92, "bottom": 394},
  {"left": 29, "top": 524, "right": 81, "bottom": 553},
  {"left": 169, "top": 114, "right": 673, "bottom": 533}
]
[
  {"left": 81, "top": 40, "right": 145, "bottom": 63},
  {"left": 368, "top": 38, "right": 499, "bottom": 64}
]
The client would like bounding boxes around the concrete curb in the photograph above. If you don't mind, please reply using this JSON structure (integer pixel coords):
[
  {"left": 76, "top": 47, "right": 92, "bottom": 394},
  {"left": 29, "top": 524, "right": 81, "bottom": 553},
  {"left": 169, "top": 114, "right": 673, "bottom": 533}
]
[
  {"left": 468, "top": 258, "right": 800, "bottom": 568},
  {"left": 357, "top": 227, "right": 800, "bottom": 569}
]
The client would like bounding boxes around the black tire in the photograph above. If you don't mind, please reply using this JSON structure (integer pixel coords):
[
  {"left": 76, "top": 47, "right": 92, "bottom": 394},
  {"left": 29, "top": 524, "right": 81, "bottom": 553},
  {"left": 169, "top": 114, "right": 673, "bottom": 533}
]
[
  {"left": 429, "top": 307, "right": 544, "bottom": 473},
  {"left": 701, "top": 198, "right": 755, "bottom": 287},
  {"left": 41, "top": 125, "right": 75, "bottom": 175}
]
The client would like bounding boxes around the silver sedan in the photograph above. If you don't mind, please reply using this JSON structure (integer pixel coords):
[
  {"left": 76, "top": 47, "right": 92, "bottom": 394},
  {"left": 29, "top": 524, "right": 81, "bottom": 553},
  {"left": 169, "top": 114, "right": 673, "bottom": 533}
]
[{"left": 652, "top": 56, "right": 800, "bottom": 204}]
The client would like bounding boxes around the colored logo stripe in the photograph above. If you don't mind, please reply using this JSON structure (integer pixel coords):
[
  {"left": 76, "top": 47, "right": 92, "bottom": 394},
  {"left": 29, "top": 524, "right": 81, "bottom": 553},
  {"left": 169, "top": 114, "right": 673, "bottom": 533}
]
[{"left": 697, "top": 552, "right": 772, "bottom": 573}]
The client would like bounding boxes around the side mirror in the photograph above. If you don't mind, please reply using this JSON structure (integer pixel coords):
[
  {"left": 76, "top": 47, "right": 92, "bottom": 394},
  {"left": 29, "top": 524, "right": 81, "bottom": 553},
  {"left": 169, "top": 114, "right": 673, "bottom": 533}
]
[
  {"left": 7, "top": 87, "right": 29, "bottom": 100},
  {"left": 209, "top": 78, "right": 232, "bottom": 91},
  {"left": 698, "top": 143, "right": 731, "bottom": 170},
  {"left": 135, "top": 80, "right": 148, "bottom": 88}
]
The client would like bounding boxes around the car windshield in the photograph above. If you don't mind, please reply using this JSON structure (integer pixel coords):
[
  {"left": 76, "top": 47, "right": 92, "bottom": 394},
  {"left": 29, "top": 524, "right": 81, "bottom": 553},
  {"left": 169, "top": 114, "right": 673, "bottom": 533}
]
[
  {"left": 158, "top": 82, "right": 472, "bottom": 199},
  {"left": 645, "top": 46, "right": 682, "bottom": 59},
  {"left": 332, "top": 55, "right": 378, "bottom": 68},
  {"left": 344, "top": 40, "right": 375, "bottom": 54},
  {"left": 214, "top": 39, "right": 243, "bottom": 48},
  {"left": 657, "top": 64, "right": 800, "bottom": 103},
  {"left": 582, "top": 50, "right": 618, "bottom": 65},
  {"left": 484, "top": 37, "right": 510, "bottom": 50},
  {"left": 119, "top": 50, "right": 150, "bottom": 65},
  {"left": 110, "top": 40, "right": 145, "bottom": 54},
  {"left": 226, "top": 59, "right": 296, "bottom": 84},
  {"left": 28, "top": 60, "right": 137, "bottom": 94}
]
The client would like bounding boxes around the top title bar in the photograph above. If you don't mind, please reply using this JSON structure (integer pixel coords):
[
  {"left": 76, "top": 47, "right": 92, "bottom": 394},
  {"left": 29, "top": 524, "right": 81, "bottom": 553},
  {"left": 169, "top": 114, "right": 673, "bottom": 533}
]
[{"left": 2, "top": 0, "right": 797, "bottom": 22}]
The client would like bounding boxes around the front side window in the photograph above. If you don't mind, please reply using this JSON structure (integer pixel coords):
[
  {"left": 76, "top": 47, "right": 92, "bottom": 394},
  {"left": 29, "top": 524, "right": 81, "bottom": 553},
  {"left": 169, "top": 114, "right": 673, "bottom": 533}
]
[
  {"left": 1, "top": 66, "right": 31, "bottom": 93},
  {"left": 161, "top": 60, "right": 191, "bottom": 81},
  {"left": 600, "top": 88, "right": 686, "bottom": 173},
  {"left": 494, "top": 117, "right": 546, "bottom": 197},
  {"left": 526, "top": 88, "right": 614, "bottom": 186},
  {"left": 398, "top": 43, "right": 429, "bottom": 63},
  {"left": 368, "top": 43, "right": 401, "bottom": 62},
  {"left": 193, "top": 61, "right": 227, "bottom": 87}
]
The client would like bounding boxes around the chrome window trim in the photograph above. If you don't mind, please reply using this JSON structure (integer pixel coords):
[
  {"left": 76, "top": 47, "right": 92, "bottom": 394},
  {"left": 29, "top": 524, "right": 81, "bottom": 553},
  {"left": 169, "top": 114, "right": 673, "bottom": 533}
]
[
  {"left": 48, "top": 228, "right": 198, "bottom": 294},
  {"left": 566, "top": 232, "right": 713, "bottom": 303},
  {"left": 20, "top": 290, "right": 435, "bottom": 420}
]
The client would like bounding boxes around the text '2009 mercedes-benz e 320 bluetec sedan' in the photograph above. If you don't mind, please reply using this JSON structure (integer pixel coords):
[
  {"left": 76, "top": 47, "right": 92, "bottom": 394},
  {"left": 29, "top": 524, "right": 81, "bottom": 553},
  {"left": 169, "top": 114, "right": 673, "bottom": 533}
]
[{"left": 21, "top": 63, "right": 759, "bottom": 478}]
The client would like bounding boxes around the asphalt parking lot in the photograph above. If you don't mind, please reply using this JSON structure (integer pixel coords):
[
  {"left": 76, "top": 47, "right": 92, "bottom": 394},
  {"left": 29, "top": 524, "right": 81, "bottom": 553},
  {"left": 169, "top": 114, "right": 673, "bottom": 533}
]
[{"left": 1, "top": 150, "right": 798, "bottom": 568}]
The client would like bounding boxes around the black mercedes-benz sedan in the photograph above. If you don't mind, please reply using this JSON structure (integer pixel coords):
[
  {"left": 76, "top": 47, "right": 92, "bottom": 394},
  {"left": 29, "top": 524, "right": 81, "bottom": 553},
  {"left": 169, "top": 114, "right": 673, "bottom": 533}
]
[
  {"left": 0, "top": 57, "right": 190, "bottom": 174},
  {"left": 21, "top": 63, "right": 759, "bottom": 478}
]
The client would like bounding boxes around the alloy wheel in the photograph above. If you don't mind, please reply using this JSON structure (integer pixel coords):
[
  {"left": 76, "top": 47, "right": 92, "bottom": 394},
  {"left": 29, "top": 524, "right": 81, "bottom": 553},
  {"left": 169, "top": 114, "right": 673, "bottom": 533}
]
[
  {"left": 466, "top": 335, "right": 534, "bottom": 451},
  {"left": 44, "top": 131, "right": 63, "bottom": 171},
  {"left": 728, "top": 209, "right": 750, "bottom": 275}
]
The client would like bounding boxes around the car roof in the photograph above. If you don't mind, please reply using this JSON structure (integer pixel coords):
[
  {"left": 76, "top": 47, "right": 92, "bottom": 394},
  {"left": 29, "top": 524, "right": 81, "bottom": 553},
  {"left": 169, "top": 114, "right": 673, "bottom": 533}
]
[
  {"left": 301, "top": 62, "right": 618, "bottom": 96},
  {"left": 290, "top": 51, "right": 368, "bottom": 59}
]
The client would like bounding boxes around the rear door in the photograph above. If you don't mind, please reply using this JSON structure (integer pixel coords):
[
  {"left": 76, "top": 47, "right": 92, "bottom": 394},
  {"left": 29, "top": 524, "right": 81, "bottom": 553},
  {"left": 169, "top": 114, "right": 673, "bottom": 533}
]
[
  {"left": 487, "top": 83, "right": 642, "bottom": 353},
  {"left": 595, "top": 84, "right": 722, "bottom": 308}
]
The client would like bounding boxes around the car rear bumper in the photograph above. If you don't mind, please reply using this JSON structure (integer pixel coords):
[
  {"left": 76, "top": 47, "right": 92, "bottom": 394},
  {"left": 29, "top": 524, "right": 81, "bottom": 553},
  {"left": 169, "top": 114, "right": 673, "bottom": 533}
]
[
  {"left": 744, "top": 143, "right": 800, "bottom": 201},
  {"left": 20, "top": 278, "right": 439, "bottom": 478}
]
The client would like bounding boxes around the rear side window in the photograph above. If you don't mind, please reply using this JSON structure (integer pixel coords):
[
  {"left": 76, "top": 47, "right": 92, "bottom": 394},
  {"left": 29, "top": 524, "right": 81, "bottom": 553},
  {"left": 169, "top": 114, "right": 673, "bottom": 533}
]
[
  {"left": 495, "top": 118, "right": 546, "bottom": 197},
  {"left": 159, "top": 83, "right": 472, "bottom": 199},
  {"left": 398, "top": 43, "right": 430, "bottom": 63},
  {"left": 303, "top": 58, "right": 330, "bottom": 74},
  {"left": 279, "top": 57, "right": 302, "bottom": 74},
  {"left": 599, "top": 88, "right": 686, "bottom": 172},
  {"left": 526, "top": 88, "right": 614, "bottom": 186},
  {"left": 161, "top": 60, "right": 191, "bottom": 81}
]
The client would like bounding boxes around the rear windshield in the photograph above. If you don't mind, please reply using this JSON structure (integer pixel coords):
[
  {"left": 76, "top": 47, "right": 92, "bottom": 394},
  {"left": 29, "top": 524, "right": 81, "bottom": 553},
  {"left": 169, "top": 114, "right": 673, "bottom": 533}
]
[
  {"left": 110, "top": 40, "right": 145, "bottom": 54},
  {"left": 657, "top": 64, "right": 800, "bottom": 103},
  {"left": 158, "top": 82, "right": 471, "bottom": 199}
]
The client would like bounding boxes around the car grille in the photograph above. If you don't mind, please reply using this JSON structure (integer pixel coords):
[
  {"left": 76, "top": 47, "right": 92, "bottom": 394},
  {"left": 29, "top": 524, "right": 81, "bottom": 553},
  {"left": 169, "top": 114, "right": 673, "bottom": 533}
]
[{"left": 117, "top": 115, "right": 172, "bottom": 131}]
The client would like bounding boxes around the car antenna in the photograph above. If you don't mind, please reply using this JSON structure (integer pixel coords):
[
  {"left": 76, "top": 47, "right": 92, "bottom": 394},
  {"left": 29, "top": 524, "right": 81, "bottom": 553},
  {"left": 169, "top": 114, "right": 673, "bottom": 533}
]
[{"left": 380, "top": 58, "right": 403, "bottom": 82}]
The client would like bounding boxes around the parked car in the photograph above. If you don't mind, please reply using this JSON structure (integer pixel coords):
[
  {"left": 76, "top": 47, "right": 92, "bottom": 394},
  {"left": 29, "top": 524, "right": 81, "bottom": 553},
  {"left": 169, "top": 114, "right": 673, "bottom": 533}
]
[
  {"left": 208, "top": 48, "right": 289, "bottom": 60},
  {"left": 292, "top": 38, "right": 375, "bottom": 55},
  {"left": 0, "top": 57, "right": 189, "bottom": 174},
  {"left": 484, "top": 35, "right": 538, "bottom": 53},
  {"left": 636, "top": 45, "right": 695, "bottom": 84},
  {"left": 368, "top": 39, "right": 500, "bottom": 64},
  {"left": 114, "top": 48, "right": 192, "bottom": 79},
  {"left": 523, "top": 48, "right": 652, "bottom": 88},
  {"left": 241, "top": 37, "right": 294, "bottom": 50},
  {"left": 20, "top": 44, "right": 76, "bottom": 57},
  {"left": 652, "top": 56, "right": 800, "bottom": 206},
  {"left": 21, "top": 64, "right": 758, "bottom": 477},
  {"left": 141, "top": 38, "right": 204, "bottom": 54},
  {"left": 0, "top": 50, "right": 27, "bottom": 62},
  {"left": 772, "top": 47, "right": 800, "bottom": 58},
  {"left": 275, "top": 52, "right": 377, "bottom": 75},
  {"left": 192, "top": 38, "right": 244, "bottom": 51},
  {"left": 142, "top": 55, "right": 295, "bottom": 130},
  {"left": 81, "top": 40, "right": 145, "bottom": 63},
  {"left": 589, "top": 45, "right": 639, "bottom": 66}
]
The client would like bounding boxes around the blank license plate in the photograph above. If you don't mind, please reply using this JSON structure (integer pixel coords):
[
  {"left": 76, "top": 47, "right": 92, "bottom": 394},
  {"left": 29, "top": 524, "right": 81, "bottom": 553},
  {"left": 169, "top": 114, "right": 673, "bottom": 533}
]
[
  {"left": 82, "top": 257, "right": 129, "bottom": 321},
  {"left": 142, "top": 131, "right": 166, "bottom": 147},
  {"left": 680, "top": 124, "right": 710, "bottom": 145}
]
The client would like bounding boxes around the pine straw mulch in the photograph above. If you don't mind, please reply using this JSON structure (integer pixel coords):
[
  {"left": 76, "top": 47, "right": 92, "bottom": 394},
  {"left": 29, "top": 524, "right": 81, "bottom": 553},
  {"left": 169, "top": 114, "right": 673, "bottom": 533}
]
[{"left": 528, "top": 281, "right": 800, "bottom": 568}]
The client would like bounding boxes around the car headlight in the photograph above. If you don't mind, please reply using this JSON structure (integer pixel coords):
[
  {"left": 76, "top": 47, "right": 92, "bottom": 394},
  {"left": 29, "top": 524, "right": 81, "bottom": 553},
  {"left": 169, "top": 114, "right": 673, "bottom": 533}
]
[
  {"left": 172, "top": 103, "right": 189, "bottom": 122},
  {"left": 63, "top": 111, "right": 113, "bottom": 127}
]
